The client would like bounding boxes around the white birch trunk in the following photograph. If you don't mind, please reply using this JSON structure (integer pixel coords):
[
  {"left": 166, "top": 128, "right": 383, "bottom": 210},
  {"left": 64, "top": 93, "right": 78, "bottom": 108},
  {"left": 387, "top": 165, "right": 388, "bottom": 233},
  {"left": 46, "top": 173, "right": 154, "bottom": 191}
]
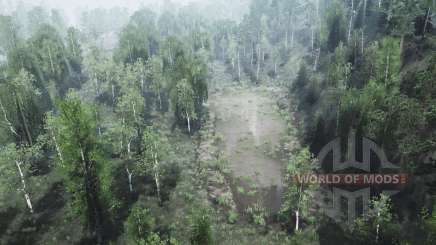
[
  {"left": 186, "top": 111, "right": 191, "bottom": 133},
  {"left": 0, "top": 98, "right": 18, "bottom": 136},
  {"left": 16, "top": 160, "right": 33, "bottom": 213},
  {"left": 295, "top": 210, "right": 299, "bottom": 231},
  {"left": 311, "top": 28, "right": 314, "bottom": 52},
  {"left": 251, "top": 44, "right": 254, "bottom": 67},
  {"left": 237, "top": 49, "right": 241, "bottom": 81},
  {"left": 126, "top": 167, "right": 133, "bottom": 192},
  {"left": 127, "top": 140, "right": 131, "bottom": 158},
  {"left": 70, "top": 32, "right": 76, "bottom": 57},
  {"left": 52, "top": 133, "right": 64, "bottom": 165},
  {"left": 423, "top": 8, "right": 431, "bottom": 37},
  {"left": 157, "top": 86, "right": 162, "bottom": 110},
  {"left": 168, "top": 44, "right": 173, "bottom": 66},
  {"left": 362, "top": 0, "right": 367, "bottom": 54},
  {"left": 385, "top": 54, "right": 390, "bottom": 82},
  {"left": 16, "top": 95, "right": 32, "bottom": 145},
  {"left": 48, "top": 45, "right": 55, "bottom": 74},
  {"left": 141, "top": 78, "right": 144, "bottom": 93},
  {"left": 153, "top": 151, "right": 161, "bottom": 202},
  {"left": 348, "top": 0, "right": 355, "bottom": 44},
  {"left": 313, "top": 48, "right": 320, "bottom": 71},
  {"left": 132, "top": 102, "right": 137, "bottom": 122},
  {"left": 111, "top": 84, "right": 115, "bottom": 106},
  {"left": 256, "top": 46, "right": 261, "bottom": 81},
  {"left": 285, "top": 30, "right": 288, "bottom": 49},
  {"left": 274, "top": 61, "right": 277, "bottom": 76}
]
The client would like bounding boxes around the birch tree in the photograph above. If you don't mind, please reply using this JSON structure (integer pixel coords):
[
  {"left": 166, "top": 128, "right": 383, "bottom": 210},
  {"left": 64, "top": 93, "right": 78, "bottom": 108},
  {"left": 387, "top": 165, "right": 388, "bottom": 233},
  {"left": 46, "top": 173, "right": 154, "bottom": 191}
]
[
  {"left": 172, "top": 79, "right": 196, "bottom": 133},
  {"left": 148, "top": 56, "right": 166, "bottom": 111},
  {"left": 55, "top": 93, "right": 108, "bottom": 244},
  {"left": 0, "top": 69, "right": 41, "bottom": 146},
  {"left": 139, "top": 127, "right": 169, "bottom": 203},
  {"left": 281, "top": 148, "right": 318, "bottom": 232},
  {"left": 0, "top": 143, "right": 43, "bottom": 213}
]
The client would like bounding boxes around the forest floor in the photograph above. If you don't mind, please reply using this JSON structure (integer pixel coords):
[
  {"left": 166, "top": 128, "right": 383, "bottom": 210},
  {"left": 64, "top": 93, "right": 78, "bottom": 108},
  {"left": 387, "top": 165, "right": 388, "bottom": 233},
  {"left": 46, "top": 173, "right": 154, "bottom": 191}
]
[{"left": 208, "top": 86, "right": 289, "bottom": 214}]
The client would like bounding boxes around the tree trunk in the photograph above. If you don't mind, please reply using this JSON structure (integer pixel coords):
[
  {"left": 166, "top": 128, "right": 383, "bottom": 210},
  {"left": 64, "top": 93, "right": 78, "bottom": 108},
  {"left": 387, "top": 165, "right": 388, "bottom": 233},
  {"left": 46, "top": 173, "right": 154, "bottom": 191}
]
[
  {"left": 237, "top": 49, "right": 241, "bottom": 81},
  {"left": 120, "top": 116, "right": 125, "bottom": 152},
  {"left": 69, "top": 32, "right": 76, "bottom": 57},
  {"left": 274, "top": 61, "right": 277, "bottom": 76},
  {"left": 423, "top": 7, "right": 431, "bottom": 37},
  {"left": 127, "top": 140, "right": 132, "bottom": 158},
  {"left": 256, "top": 46, "right": 261, "bottom": 81},
  {"left": 157, "top": 86, "right": 163, "bottom": 110},
  {"left": 94, "top": 73, "right": 99, "bottom": 96},
  {"left": 295, "top": 210, "right": 299, "bottom": 231},
  {"left": 141, "top": 77, "right": 144, "bottom": 93},
  {"left": 0, "top": 98, "right": 18, "bottom": 136},
  {"left": 347, "top": 0, "right": 354, "bottom": 43},
  {"left": 127, "top": 39, "right": 133, "bottom": 63},
  {"left": 126, "top": 167, "right": 133, "bottom": 192},
  {"left": 51, "top": 132, "right": 64, "bottom": 165},
  {"left": 385, "top": 54, "right": 390, "bottom": 82},
  {"left": 16, "top": 94, "right": 32, "bottom": 146},
  {"left": 95, "top": 110, "right": 101, "bottom": 136},
  {"left": 16, "top": 160, "right": 33, "bottom": 213},
  {"left": 132, "top": 102, "right": 137, "bottom": 122},
  {"left": 295, "top": 183, "right": 304, "bottom": 232},
  {"left": 285, "top": 30, "right": 288, "bottom": 49},
  {"left": 111, "top": 84, "right": 115, "bottom": 107},
  {"left": 251, "top": 43, "right": 254, "bottom": 67},
  {"left": 311, "top": 28, "right": 314, "bottom": 52},
  {"left": 313, "top": 48, "right": 320, "bottom": 71},
  {"left": 153, "top": 151, "right": 161, "bottom": 202},
  {"left": 186, "top": 111, "right": 191, "bottom": 133},
  {"left": 48, "top": 45, "right": 55, "bottom": 74},
  {"left": 400, "top": 34, "right": 404, "bottom": 64},
  {"left": 80, "top": 147, "right": 103, "bottom": 244},
  {"left": 361, "top": 0, "right": 367, "bottom": 54}
]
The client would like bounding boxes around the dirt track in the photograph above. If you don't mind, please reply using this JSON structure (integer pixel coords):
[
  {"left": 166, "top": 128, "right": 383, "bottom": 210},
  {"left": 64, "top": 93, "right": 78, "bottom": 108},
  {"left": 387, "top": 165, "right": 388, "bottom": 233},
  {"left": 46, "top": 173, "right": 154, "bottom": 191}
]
[{"left": 209, "top": 87, "right": 286, "bottom": 212}]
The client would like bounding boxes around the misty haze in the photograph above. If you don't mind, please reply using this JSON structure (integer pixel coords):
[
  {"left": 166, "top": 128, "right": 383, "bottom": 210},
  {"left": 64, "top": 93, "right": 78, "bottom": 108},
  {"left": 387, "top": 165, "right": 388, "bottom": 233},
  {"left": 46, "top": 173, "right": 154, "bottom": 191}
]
[{"left": 0, "top": 0, "right": 435, "bottom": 244}]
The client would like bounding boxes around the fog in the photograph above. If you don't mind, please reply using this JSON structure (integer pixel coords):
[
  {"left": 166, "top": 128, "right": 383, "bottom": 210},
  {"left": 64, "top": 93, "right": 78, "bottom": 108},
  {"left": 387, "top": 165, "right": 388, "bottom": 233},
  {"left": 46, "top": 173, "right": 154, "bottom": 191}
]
[{"left": 1, "top": 0, "right": 249, "bottom": 25}]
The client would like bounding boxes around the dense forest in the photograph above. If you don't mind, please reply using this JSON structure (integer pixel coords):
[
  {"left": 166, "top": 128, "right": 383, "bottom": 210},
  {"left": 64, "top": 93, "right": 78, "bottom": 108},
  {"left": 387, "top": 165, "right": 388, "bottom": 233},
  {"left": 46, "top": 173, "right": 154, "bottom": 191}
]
[{"left": 0, "top": 0, "right": 435, "bottom": 244}]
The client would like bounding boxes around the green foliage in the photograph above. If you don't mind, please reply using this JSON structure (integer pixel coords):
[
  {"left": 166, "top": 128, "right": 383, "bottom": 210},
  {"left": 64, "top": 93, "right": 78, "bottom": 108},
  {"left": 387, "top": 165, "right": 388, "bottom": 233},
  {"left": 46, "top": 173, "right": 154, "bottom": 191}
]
[
  {"left": 139, "top": 127, "right": 169, "bottom": 175},
  {"left": 190, "top": 208, "right": 213, "bottom": 245},
  {"left": 125, "top": 205, "right": 156, "bottom": 243},
  {"left": 281, "top": 148, "right": 318, "bottom": 229},
  {"left": 55, "top": 92, "right": 113, "bottom": 239},
  {"left": 0, "top": 69, "right": 42, "bottom": 145},
  {"left": 421, "top": 202, "right": 436, "bottom": 244},
  {"left": 0, "top": 141, "right": 43, "bottom": 211},
  {"left": 172, "top": 79, "right": 197, "bottom": 130},
  {"left": 228, "top": 210, "right": 239, "bottom": 224},
  {"left": 373, "top": 37, "right": 401, "bottom": 84},
  {"left": 328, "top": 42, "right": 351, "bottom": 89},
  {"left": 323, "top": 0, "right": 347, "bottom": 52},
  {"left": 292, "top": 64, "right": 309, "bottom": 92},
  {"left": 115, "top": 8, "right": 158, "bottom": 64},
  {"left": 246, "top": 202, "right": 267, "bottom": 227},
  {"left": 352, "top": 194, "right": 400, "bottom": 244},
  {"left": 0, "top": 15, "right": 19, "bottom": 54}
]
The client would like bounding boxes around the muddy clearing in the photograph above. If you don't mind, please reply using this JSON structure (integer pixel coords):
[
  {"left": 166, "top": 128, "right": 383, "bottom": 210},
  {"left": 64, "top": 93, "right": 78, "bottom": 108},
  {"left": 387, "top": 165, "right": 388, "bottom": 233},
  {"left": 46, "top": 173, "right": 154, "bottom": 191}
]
[{"left": 209, "top": 87, "right": 287, "bottom": 214}]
